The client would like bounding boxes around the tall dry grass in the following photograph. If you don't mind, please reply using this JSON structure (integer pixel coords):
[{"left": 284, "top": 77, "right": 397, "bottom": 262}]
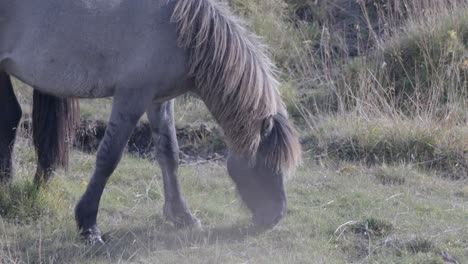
[
  {"left": 268, "top": 0, "right": 468, "bottom": 177},
  {"left": 289, "top": 0, "right": 467, "bottom": 120}
]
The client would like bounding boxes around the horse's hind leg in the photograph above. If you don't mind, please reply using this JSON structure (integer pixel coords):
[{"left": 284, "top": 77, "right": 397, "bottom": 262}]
[
  {"left": 75, "top": 92, "right": 147, "bottom": 244},
  {"left": 147, "top": 100, "right": 200, "bottom": 228},
  {"left": 0, "top": 72, "right": 22, "bottom": 183}
]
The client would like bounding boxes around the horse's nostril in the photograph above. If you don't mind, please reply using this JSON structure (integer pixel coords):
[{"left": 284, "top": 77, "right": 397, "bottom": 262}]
[
  {"left": 252, "top": 199, "right": 287, "bottom": 228},
  {"left": 253, "top": 211, "right": 283, "bottom": 228}
]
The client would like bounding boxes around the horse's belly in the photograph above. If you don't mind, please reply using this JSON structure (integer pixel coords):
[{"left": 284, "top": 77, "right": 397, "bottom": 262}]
[{"left": 7, "top": 56, "right": 117, "bottom": 98}]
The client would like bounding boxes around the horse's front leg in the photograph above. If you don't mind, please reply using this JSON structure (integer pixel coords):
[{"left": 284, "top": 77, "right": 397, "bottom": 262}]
[
  {"left": 75, "top": 92, "right": 148, "bottom": 244},
  {"left": 147, "top": 100, "right": 200, "bottom": 228}
]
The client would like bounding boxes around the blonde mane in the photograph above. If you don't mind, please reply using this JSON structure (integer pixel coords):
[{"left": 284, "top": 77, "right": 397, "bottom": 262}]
[{"left": 172, "top": 0, "right": 300, "bottom": 171}]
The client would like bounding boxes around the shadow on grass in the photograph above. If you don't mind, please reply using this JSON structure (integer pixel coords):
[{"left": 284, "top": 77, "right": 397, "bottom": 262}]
[{"left": 14, "top": 220, "right": 261, "bottom": 263}]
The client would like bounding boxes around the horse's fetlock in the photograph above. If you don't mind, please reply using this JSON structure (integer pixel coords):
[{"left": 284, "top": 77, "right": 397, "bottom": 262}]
[{"left": 75, "top": 200, "right": 98, "bottom": 230}]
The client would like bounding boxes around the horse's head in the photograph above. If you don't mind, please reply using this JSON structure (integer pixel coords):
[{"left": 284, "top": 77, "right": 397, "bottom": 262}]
[
  {"left": 227, "top": 152, "right": 287, "bottom": 229},
  {"left": 227, "top": 114, "right": 300, "bottom": 229},
  {"left": 173, "top": 0, "right": 301, "bottom": 229}
]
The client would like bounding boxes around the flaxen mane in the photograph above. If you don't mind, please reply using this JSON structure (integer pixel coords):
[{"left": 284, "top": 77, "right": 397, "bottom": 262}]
[{"left": 172, "top": 0, "right": 301, "bottom": 172}]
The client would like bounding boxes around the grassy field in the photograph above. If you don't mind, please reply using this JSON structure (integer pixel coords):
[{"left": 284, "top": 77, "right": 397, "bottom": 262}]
[
  {"left": 0, "top": 138, "right": 466, "bottom": 263},
  {"left": 1, "top": 0, "right": 467, "bottom": 263}
]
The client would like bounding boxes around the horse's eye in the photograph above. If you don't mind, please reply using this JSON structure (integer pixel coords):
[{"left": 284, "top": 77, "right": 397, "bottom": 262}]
[{"left": 261, "top": 116, "right": 274, "bottom": 138}]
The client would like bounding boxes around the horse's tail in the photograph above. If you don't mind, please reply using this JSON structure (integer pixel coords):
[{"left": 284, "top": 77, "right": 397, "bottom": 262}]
[
  {"left": 172, "top": 0, "right": 301, "bottom": 173},
  {"left": 33, "top": 90, "right": 79, "bottom": 178}
]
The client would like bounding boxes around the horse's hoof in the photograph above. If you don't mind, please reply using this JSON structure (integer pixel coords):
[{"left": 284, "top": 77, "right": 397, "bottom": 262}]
[
  {"left": 80, "top": 226, "right": 105, "bottom": 245},
  {"left": 184, "top": 217, "right": 202, "bottom": 230},
  {"left": 164, "top": 205, "right": 202, "bottom": 230},
  {"left": 171, "top": 214, "right": 202, "bottom": 230}
]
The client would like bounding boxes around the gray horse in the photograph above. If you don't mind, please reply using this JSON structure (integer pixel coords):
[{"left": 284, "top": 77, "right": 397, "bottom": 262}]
[{"left": 0, "top": 0, "right": 301, "bottom": 244}]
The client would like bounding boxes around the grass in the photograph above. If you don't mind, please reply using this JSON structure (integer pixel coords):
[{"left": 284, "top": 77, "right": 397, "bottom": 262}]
[
  {"left": 282, "top": 1, "right": 468, "bottom": 118},
  {"left": 301, "top": 114, "right": 468, "bottom": 179},
  {"left": 0, "top": 181, "right": 45, "bottom": 224},
  {"left": 0, "top": 139, "right": 466, "bottom": 263}
]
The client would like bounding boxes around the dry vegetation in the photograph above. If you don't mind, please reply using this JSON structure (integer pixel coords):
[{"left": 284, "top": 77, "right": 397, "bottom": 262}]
[{"left": 1, "top": 0, "right": 467, "bottom": 263}]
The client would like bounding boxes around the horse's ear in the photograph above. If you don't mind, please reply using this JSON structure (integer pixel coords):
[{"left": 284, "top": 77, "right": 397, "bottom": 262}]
[{"left": 261, "top": 116, "right": 274, "bottom": 138}]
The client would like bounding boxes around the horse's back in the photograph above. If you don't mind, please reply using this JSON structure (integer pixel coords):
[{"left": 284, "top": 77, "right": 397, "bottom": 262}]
[{"left": 0, "top": 0, "right": 188, "bottom": 98}]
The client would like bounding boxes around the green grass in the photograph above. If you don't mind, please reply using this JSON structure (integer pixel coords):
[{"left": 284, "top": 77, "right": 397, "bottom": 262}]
[
  {"left": 0, "top": 181, "right": 46, "bottom": 223},
  {"left": 301, "top": 115, "right": 468, "bottom": 179},
  {"left": 0, "top": 139, "right": 466, "bottom": 263}
]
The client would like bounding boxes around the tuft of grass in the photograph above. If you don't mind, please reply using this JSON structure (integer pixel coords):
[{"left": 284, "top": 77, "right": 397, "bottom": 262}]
[
  {"left": 406, "top": 237, "right": 436, "bottom": 254},
  {"left": 333, "top": 2, "right": 468, "bottom": 116},
  {"left": 230, "top": 0, "right": 320, "bottom": 72},
  {"left": 351, "top": 217, "right": 393, "bottom": 237},
  {"left": 373, "top": 165, "right": 407, "bottom": 185},
  {"left": 0, "top": 181, "right": 47, "bottom": 223},
  {"left": 336, "top": 163, "right": 360, "bottom": 177},
  {"left": 302, "top": 115, "right": 468, "bottom": 179},
  {"left": 454, "top": 185, "right": 468, "bottom": 198}
]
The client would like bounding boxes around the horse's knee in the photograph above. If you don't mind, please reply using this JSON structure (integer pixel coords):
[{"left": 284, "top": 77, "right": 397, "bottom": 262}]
[
  {"left": 95, "top": 143, "right": 122, "bottom": 176},
  {"left": 147, "top": 101, "right": 179, "bottom": 166},
  {"left": 154, "top": 131, "right": 179, "bottom": 167},
  {"left": 91, "top": 125, "right": 125, "bottom": 176},
  {"left": 227, "top": 155, "right": 287, "bottom": 228}
]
